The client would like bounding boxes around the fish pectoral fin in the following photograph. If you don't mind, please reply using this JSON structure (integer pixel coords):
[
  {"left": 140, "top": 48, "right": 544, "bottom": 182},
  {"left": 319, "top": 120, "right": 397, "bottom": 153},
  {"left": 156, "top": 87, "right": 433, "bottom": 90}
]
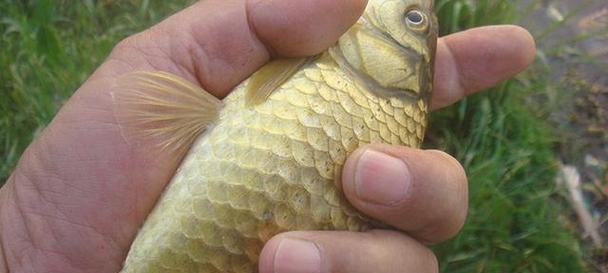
[
  {"left": 111, "top": 71, "right": 223, "bottom": 154},
  {"left": 245, "top": 57, "right": 316, "bottom": 107}
]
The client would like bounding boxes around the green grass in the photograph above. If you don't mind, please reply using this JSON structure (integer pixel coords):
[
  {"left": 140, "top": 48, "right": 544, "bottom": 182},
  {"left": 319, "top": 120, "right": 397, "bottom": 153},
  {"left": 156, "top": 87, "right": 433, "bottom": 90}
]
[
  {"left": 0, "top": 0, "right": 193, "bottom": 180},
  {"left": 430, "top": 82, "right": 585, "bottom": 272},
  {"left": 431, "top": 0, "right": 586, "bottom": 272},
  {"left": 0, "top": 0, "right": 588, "bottom": 272}
]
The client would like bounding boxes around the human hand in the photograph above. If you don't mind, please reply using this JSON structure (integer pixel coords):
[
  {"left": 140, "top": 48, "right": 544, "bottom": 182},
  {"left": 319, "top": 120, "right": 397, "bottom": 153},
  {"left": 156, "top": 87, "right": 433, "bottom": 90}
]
[{"left": 0, "top": 0, "right": 535, "bottom": 272}]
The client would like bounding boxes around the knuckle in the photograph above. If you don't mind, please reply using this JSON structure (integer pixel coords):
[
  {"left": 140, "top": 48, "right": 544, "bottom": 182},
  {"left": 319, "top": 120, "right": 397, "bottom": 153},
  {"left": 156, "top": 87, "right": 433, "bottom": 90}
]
[{"left": 109, "top": 26, "right": 203, "bottom": 85}]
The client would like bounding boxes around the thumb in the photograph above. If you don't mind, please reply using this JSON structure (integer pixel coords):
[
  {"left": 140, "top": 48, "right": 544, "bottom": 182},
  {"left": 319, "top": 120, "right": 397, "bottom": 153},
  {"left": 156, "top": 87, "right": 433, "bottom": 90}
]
[{"left": 105, "top": 0, "right": 367, "bottom": 97}]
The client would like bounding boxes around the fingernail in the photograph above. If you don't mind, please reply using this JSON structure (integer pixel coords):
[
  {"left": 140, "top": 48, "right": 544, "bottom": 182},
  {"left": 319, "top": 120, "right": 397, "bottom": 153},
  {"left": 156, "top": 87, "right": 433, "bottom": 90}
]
[
  {"left": 354, "top": 149, "right": 411, "bottom": 206},
  {"left": 274, "top": 238, "right": 321, "bottom": 273}
]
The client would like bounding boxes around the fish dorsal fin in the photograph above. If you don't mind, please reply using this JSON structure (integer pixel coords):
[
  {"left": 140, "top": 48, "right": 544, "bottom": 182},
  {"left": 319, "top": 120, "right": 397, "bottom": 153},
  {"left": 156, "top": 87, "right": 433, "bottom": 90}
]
[
  {"left": 112, "top": 71, "right": 223, "bottom": 155},
  {"left": 245, "top": 57, "right": 315, "bottom": 106}
]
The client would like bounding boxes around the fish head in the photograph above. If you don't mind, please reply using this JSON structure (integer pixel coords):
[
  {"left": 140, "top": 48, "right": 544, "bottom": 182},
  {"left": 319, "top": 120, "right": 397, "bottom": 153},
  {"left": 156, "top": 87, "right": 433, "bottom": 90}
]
[{"left": 336, "top": 0, "right": 437, "bottom": 104}]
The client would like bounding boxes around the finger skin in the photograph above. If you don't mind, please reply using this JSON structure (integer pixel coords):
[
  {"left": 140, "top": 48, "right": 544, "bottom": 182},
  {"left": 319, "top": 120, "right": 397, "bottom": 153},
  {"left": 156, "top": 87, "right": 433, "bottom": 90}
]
[
  {"left": 432, "top": 25, "right": 536, "bottom": 110},
  {"left": 247, "top": 0, "right": 368, "bottom": 57},
  {"left": 259, "top": 230, "right": 438, "bottom": 273},
  {"left": 107, "top": 0, "right": 367, "bottom": 97},
  {"left": 341, "top": 145, "right": 468, "bottom": 244},
  {"left": 0, "top": 1, "right": 366, "bottom": 272}
]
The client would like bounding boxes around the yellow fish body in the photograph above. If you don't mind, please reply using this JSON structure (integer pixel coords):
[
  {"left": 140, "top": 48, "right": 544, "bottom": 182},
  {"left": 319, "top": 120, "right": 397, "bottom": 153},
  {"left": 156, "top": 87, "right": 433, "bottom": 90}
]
[{"left": 117, "top": 0, "right": 437, "bottom": 272}]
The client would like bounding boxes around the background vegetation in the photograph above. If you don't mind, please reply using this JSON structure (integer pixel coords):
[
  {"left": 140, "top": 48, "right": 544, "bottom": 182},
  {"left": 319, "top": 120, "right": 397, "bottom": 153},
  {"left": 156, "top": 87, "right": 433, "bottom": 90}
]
[
  {"left": 0, "top": 0, "right": 598, "bottom": 272},
  {"left": 431, "top": 1, "right": 589, "bottom": 272}
]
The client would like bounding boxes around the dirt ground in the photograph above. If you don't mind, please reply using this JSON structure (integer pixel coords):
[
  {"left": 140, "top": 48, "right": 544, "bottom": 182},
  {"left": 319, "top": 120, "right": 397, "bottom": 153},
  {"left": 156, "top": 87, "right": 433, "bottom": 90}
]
[{"left": 521, "top": 0, "right": 607, "bottom": 271}]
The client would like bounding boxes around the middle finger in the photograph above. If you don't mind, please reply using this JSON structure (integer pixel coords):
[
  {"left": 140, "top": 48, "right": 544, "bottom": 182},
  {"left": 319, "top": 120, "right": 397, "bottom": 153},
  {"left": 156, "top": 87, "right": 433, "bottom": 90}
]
[{"left": 341, "top": 144, "right": 468, "bottom": 244}]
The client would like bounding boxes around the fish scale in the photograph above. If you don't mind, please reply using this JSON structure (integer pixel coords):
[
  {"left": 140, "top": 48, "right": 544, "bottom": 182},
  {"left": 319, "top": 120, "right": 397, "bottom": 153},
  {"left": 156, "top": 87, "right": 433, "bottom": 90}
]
[{"left": 121, "top": 52, "right": 427, "bottom": 272}]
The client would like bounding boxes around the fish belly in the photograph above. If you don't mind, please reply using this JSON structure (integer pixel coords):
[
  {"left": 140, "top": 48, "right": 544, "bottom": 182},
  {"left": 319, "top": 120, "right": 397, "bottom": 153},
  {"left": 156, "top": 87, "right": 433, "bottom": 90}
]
[{"left": 121, "top": 55, "right": 426, "bottom": 273}]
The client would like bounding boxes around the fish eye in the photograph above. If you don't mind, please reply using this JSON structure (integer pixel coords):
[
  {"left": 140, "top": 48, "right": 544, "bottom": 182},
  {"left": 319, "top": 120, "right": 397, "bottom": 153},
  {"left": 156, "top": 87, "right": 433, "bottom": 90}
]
[
  {"left": 406, "top": 10, "right": 423, "bottom": 24},
  {"left": 405, "top": 9, "right": 428, "bottom": 31}
]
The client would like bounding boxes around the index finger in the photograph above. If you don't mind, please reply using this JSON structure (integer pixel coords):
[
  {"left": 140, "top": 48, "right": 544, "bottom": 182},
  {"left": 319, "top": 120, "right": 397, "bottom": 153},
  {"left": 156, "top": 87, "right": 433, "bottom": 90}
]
[{"left": 431, "top": 25, "right": 536, "bottom": 110}]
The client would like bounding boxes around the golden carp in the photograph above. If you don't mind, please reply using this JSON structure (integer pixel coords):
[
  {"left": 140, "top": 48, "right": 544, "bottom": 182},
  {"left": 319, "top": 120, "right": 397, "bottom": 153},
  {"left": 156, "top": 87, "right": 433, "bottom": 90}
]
[{"left": 116, "top": 0, "right": 437, "bottom": 272}]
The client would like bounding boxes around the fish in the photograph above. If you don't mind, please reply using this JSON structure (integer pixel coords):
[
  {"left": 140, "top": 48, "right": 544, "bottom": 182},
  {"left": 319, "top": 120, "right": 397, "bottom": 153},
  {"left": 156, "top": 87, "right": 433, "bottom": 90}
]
[{"left": 114, "top": 0, "right": 437, "bottom": 272}]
